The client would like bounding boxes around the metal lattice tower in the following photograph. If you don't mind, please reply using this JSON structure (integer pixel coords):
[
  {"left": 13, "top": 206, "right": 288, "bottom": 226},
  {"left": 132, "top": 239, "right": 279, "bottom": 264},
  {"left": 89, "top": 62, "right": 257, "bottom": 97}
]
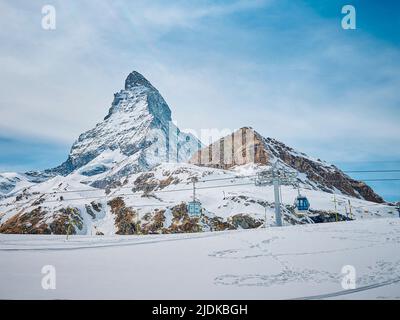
[{"left": 255, "top": 161, "right": 297, "bottom": 226}]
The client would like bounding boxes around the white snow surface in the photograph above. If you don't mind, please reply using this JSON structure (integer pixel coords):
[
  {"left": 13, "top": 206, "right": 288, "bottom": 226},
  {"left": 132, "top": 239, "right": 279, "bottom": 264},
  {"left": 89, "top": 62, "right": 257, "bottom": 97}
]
[{"left": 1, "top": 218, "right": 399, "bottom": 299}]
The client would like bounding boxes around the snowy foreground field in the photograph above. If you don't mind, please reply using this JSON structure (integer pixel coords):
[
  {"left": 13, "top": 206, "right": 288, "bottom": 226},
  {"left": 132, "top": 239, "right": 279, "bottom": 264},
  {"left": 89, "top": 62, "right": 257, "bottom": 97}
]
[{"left": 1, "top": 218, "right": 400, "bottom": 299}]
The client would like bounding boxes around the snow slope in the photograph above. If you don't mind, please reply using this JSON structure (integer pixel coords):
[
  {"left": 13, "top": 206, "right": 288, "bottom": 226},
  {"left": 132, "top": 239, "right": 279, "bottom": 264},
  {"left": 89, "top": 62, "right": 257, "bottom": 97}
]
[
  {"left": 1, "top": 218, "right": 399, "bottom": 299},
  {"left": 0, "top": 162, "right": 396, "bottom": 235},
  {"left": 114, "top": 162, "right": 395, "bottom": 221}
]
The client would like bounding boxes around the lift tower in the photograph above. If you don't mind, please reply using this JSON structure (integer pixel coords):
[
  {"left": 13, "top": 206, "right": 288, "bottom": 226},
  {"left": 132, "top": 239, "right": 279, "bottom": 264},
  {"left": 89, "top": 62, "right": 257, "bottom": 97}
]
[{"left": 255, "top": 161, "right": 297, "bottom": 227}]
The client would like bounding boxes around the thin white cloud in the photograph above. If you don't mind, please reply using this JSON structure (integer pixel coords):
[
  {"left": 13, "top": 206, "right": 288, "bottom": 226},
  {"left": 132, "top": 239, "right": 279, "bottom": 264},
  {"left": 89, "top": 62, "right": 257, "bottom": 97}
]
[{"left": 138, "top": 0, "right": 269, "bottom": 27}]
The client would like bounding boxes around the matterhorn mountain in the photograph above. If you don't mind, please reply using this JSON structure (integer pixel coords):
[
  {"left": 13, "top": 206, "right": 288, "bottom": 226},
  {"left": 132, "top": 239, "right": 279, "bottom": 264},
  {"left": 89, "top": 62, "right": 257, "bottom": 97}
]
[
  {"left": 46, "top": 71, "right": 201, "bottom": 188},
  {"left": 0, "top": 72, "right": 396, "bottom": 235},
  {"left": 1, "top": 71, "right": 200, "bottom": 197}
]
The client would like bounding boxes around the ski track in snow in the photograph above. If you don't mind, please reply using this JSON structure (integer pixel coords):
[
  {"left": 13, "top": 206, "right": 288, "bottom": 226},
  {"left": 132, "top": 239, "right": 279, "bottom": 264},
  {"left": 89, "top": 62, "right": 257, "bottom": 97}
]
[{"left": 293, "top": 276, "right": 400, "bottom": 300}]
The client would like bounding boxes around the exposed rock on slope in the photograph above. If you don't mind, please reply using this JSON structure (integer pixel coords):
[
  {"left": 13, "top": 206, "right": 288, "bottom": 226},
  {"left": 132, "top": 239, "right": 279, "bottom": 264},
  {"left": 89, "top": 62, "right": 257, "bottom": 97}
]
[
  {"left": 0, "top": 206, "right": 83, "bottom": 234},
  {"left": 189, "top": 127, "right": 383, "bottom": 203},
  {"left": 108, "top": 197, "right": 139, "bottom": 235}
]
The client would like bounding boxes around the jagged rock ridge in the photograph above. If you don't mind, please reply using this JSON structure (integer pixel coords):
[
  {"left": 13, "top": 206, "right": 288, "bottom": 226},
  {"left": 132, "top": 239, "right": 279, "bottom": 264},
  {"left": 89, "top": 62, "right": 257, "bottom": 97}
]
[{"left": 189, "top": 127, "right": 383, "bottom": 203}]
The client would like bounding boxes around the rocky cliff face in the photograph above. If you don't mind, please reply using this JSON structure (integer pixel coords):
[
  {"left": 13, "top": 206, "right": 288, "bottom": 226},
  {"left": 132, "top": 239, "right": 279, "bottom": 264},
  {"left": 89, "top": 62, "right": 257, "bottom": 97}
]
[
  {"left": 47, "top": 71, "right": 201, "bottom": 185},
  {"left": 189, "top": 127, "right": 269, "bottom": 169},
  {"left": 189, "top": 127, "right": 384, "bottom": 203}
]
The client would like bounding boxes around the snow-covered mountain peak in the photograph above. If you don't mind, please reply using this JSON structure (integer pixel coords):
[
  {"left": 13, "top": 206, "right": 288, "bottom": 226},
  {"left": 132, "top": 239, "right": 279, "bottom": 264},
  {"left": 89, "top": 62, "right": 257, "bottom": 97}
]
[
  {"left": 48, "top": 71, "right": 199, "bottom": 180},
  {"left": 104, "top": 71, "right": 171, "bottom": 124},
  {"left": 125, "top": 71, "right": 156, "bottom": 91}
]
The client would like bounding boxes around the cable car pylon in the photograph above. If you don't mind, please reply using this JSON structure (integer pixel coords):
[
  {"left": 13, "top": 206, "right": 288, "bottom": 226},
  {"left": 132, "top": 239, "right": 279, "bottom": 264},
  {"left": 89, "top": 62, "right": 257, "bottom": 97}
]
[
  {"left": 187, "top": 177, "right": 202, "bottom": 217},
  {"left": 255, "top": 160, "right": 297, "bottom": 227}
]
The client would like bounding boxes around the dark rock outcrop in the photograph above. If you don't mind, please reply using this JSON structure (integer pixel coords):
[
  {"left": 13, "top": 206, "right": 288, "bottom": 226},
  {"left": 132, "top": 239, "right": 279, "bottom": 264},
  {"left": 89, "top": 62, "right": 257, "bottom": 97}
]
[
  {"left": 0, "top": 206, "right": 83, "bottom": 234},
  {"left": 108, "top": 197, "right": 139, "bottom": 235}
]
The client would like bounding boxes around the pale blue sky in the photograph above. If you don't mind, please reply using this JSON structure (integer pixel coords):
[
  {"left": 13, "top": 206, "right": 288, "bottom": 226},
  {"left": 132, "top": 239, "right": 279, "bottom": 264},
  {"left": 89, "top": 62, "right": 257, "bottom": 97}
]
[{"left": 0, "top": 0, "right": 399, "bottom": 200}]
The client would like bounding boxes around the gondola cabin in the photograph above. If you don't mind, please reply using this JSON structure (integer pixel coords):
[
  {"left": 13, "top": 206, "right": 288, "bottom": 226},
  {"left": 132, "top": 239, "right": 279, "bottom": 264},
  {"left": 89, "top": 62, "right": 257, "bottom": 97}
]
[
  {"left": 295, "top": 195, "right": 310, "bottom": 213},
  {"left": 187, "top": 201, "right": 202, "bottom": 217}
]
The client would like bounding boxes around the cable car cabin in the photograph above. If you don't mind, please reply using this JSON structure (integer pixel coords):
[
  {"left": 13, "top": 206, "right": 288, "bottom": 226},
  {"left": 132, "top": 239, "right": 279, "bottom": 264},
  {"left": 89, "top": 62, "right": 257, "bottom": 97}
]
[
  {"left": 187, "top": 201, "right": 202, "bottom": 217},
  {"left": 295, "top": 195, "right": 310, "bottom": 214}
]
